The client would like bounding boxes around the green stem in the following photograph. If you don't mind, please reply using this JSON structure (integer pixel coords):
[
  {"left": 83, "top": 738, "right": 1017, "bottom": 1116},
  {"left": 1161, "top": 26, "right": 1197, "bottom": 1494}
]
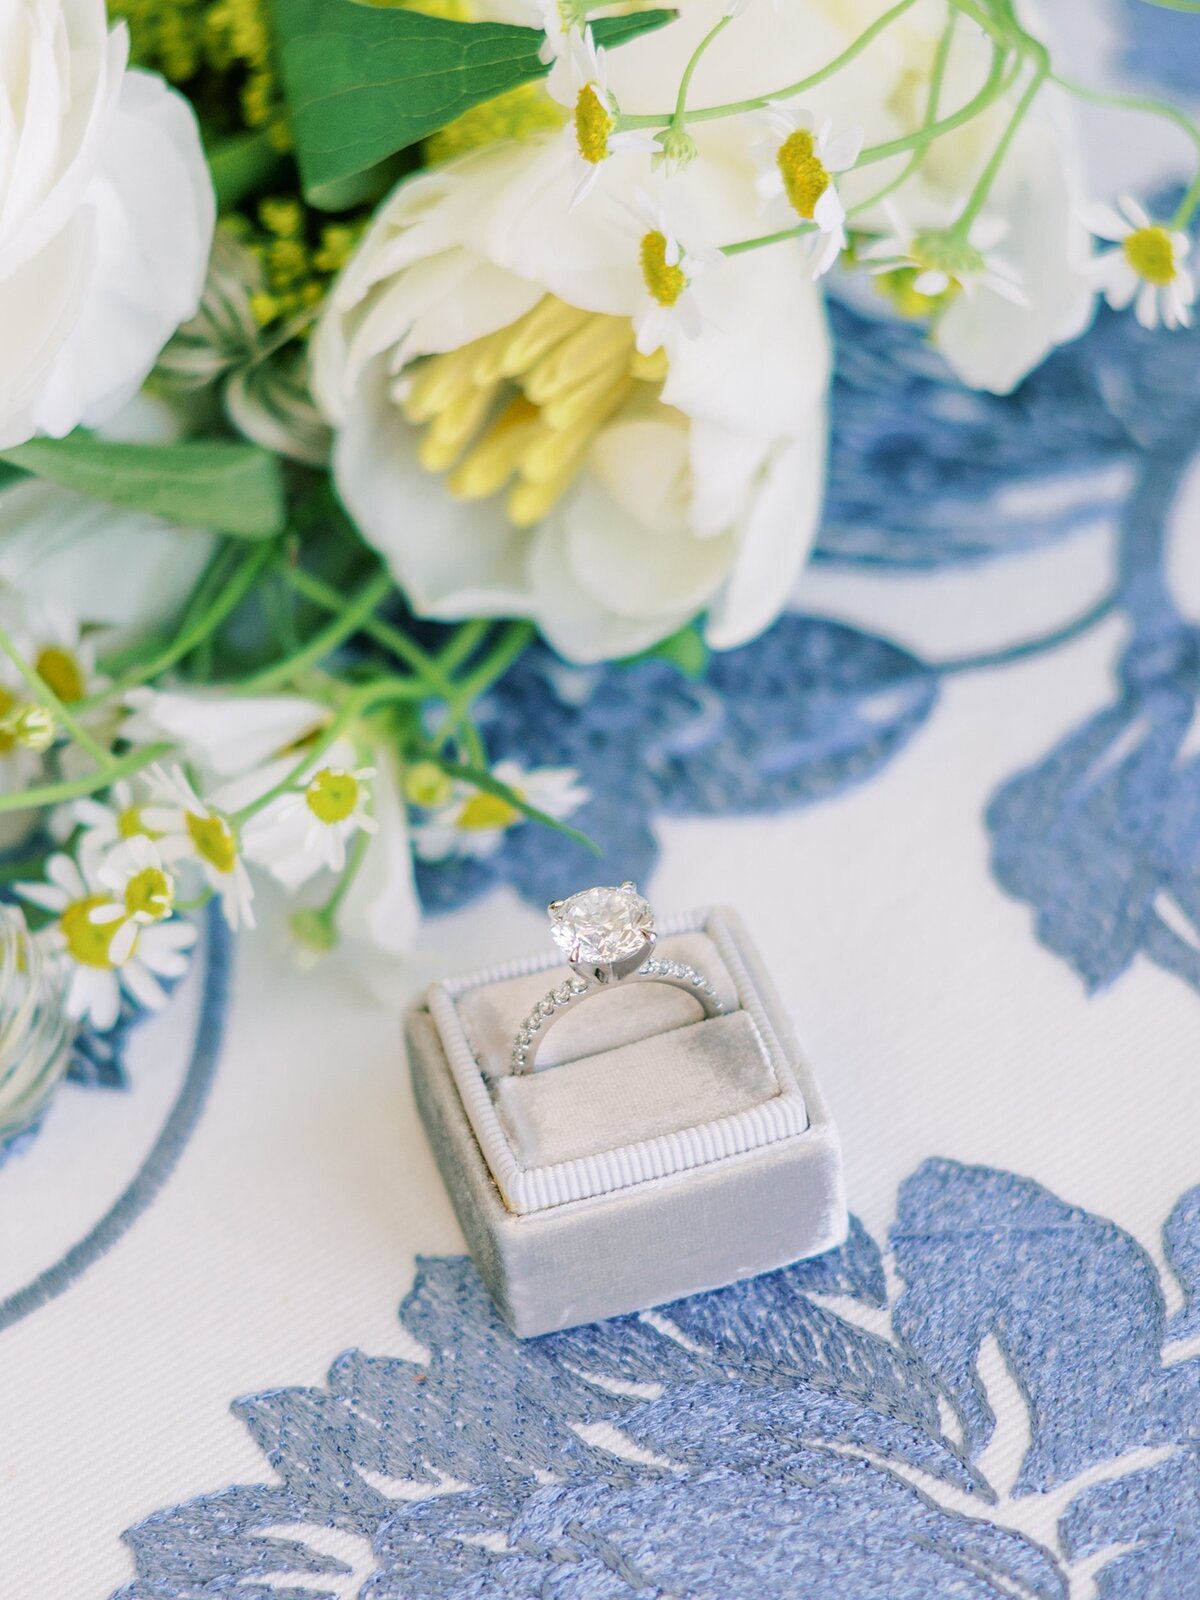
[
  {"left": 236, "top": 568, "right": 394, "bottom": 694},
  {"left": 436, "top": 618, "right": 492, "bottom": 676},
  {"left": 0, "top": 623, "right": 112, "bottom": 765},
  {"left": 278, "top": 565, "right": 451, "bottom": 694},
  {"left": 954, "top": 48, "right": 1047, "bottom": 232},
  {"left": 431, "top": 622, "right": 535, "bottom": 751},
  {"left": 672, "top": 13, "right": 731, "bottom": 127},
  {"left": 0, "top": 742, "right": 175, "bottom": 817},
  {"left": 319, "top": 825, "right": 371, "bottom": 921},
  {"left": 621, "top": 0, "right": 920, "bottom": 128},
  {"left": 86, "top": 542, "right": 277, "bottom": 708},
  {"left": 1137, "top": 0, "right": 1200, "bottom": 10},
  {"left": 1052, "top": 72, "right": 1200, "bottom": 230},
  {"left": 721, "top": 222, "right": 816, "bottom": 257},
  {"left": 855, "top": 37, "right": 1010, "bottom": 168},
  {"left": 437, "top": 758, "right": 600, "bottom": 855}
]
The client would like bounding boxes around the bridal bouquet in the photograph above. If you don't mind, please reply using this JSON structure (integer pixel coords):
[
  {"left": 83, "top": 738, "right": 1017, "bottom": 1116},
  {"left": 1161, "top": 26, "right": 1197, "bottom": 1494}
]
[{"left": 0, "top": 0, "right": 1197, "bottom": 1113}]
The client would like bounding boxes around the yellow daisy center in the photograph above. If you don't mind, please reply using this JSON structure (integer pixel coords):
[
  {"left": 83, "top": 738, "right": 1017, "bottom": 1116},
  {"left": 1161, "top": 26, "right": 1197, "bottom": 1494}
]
[
  {"left": 872, "top": 266, "right": 960, "bottom": 319},
  {"left": 402, "top": 293, "right": 669, "bottom": 527},
  {"left": 62, "top": 896, "right": 124, "bottom": 969},
  {"left": 35, "top": 645, "right": 85, "bottom": 703},
  {"left": 125, "top": 866, "right": 174, "bottom": 923},
  {"left": 1123, "top": 225, "right": 1177, "bottom": 286},
  {"left": 305, "top": 768, "right": 362, "bottom": 826},
  {"left": 777, "top": 129, "right": 830, "bottom": 221},
  {"left": 186, "top": 810, "right": 237, "bottom": 874},
  {"left": 640, "top": 230, "right": 687, "bottom": 307},
  {"left": 575, "top": 83, "right": 613, "bottom": 165},
  {"left": 458, "top": 792, "right": 521, "bottom": 831},
  {"left": 118, "top": 804, "right": 161, "bottom": 841}
]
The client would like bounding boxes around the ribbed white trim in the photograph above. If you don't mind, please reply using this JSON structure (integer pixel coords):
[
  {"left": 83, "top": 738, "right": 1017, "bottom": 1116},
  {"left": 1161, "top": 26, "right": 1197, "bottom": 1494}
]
[{"left": 425, "top": 908, "right": 811, "bottom": 1215}]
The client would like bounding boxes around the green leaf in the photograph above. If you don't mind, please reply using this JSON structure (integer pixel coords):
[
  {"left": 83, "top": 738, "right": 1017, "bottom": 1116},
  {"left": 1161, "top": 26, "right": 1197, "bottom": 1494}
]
[
  {"left": 271, "top": 0, "right": 675, "bottom": 209},
  {"left": 626, "top": 623, "right": 710, "bottom": 679},
  {"left": 0, "top": 434, "right": 287, "bottom": 538}
]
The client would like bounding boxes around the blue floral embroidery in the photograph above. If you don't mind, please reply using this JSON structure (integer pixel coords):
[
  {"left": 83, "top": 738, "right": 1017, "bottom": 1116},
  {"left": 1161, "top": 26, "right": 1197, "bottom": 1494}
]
[{"left": 112, "top": 1160, "right": 1200, "bottom": 1599}]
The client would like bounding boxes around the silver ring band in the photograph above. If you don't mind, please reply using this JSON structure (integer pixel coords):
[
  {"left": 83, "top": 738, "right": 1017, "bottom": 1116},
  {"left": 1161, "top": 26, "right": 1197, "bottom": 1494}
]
[{"left": 510, "top": 884, "right": 725, "bottom": 1075}]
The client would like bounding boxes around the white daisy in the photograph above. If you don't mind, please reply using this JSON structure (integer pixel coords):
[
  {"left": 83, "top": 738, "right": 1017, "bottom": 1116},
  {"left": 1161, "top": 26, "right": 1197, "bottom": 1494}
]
[
  {"left": 549, "top": 28, "right": 661, "bottom": 206},
  {"left": 15, "top": 852, "right": 197, "bottom": 1030},
  {"left": 92, "top": 836, "right": 178, "bottom": 955},
  {"left": 757, "top": 106, "right": 862, "bottom": 278},
  {"left": 59, "top": 778, "right": 161, "bottom": 860},
  {"left": 413, "top": 761, "right": 589, "bottom": 862},
  {"left": 1082, "top": 195, "right": 1195, "bottom": 331},
  {"left": 859, "top": 203, "right": 1028, "bottom": 306},
  {"left": 627, "top": 189, "right": 721, "bottom": 355},
  {"left": 142, "top": 765, "right": 256, "bottom": 931},
  {"left": 243, "top": 763, "right": 378, "bottom": 880}
]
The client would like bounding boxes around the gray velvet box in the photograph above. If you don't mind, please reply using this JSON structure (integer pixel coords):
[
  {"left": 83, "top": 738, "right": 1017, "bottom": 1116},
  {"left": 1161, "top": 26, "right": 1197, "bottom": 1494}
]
[{"left": 406, "top": 905, "right": 846, "bottom": 1337}]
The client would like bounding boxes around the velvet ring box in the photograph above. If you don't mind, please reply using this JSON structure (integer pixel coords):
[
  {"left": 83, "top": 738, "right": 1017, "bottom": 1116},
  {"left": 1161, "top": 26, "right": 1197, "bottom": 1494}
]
[{"left": 406, "top": 905, "right": 847, "bottom": 1338}]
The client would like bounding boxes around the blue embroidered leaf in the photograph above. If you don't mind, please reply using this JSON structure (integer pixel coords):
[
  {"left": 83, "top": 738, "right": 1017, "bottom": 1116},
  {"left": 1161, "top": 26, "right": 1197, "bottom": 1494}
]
[
  {"left": 649, "top": 616, "right": 937, "bottom": 816},
  {"left": 116, "top": 1485, "right": 345, "bottom": 1600},
  {"left": 661, "top": 1257, "right": 943, "bottom": 1431},
  {"left": 1059, "top": 1450, "right": 1200, "bottom": 1599},
  {"left": 1164, "top": 1184, "right": 1200, "bottom": 1341},
  {"left": 986, "top": 665, "right": 1200, "bottom": 994},
  {"left": 115, "top": 1166, "right": 1200, "bottom": 1600},
  {"left": 507, "top": 1461, "right": 1066, "bottom": 1600},
  {"left": 891, "top": 1159, "right": 1199, "bottom": 1495}
]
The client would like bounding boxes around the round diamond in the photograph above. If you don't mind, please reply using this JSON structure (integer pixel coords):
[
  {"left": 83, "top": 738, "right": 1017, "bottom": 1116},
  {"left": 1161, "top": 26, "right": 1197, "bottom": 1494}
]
[{"left": 549, "top": 884, "right": 653, "bottom": 964}]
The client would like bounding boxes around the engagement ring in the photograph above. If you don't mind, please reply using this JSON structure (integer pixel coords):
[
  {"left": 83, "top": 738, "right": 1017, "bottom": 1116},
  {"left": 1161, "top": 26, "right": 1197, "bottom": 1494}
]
[{"left": 510, "top": 883, "right": 724, "bottom": 1075}]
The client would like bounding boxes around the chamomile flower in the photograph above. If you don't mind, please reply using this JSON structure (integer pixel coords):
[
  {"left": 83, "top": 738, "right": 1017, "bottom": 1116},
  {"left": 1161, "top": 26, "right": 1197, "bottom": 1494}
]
[
  {"left": 628, "top": 189, "right": 721, "bottom": 355},
  {"left": 860, "top": 204, "right": 1028, "bottom": 307},
  {"left": 550, "top": 28, "right": 661, "bottom": 206},
  {"left": 15, "top": 852, "right": 196, "bottom": 1029},
  {"left": 60, "top": 779, "right": 161, "bottom": 860},
  {"left": 757, "top": 107, "right": 862, "bottom": 278},
  {"left": 413, "top": 761, "right": 589, "bottom": 862},
  {"left": 245, "top": 764, "right": 378, "bottom": 879},
  {"left": 92, "top": 836, "right": 178, "bottom": 958},
  {"left": 142, "top": 765, "right": 256, "bottom": 931},
  {"left": 1082, "top": 196, "right": 1195, "bottom": 331}
]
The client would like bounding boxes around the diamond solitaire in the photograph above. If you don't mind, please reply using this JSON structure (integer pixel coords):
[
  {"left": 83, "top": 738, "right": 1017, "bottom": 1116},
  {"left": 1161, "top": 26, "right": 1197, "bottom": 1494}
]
[
  {"left": 549, "top": 882, "right": 654, "bottom": 967},
  {"left": 511, "top": 882, "right": 725, "bottom": 1074}
]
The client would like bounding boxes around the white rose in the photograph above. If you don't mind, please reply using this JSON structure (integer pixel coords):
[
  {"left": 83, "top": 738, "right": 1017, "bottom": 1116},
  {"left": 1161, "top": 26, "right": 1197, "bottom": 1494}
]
[
  {"left": 314, "top": 129, "right": 830, "bottom": 662},
  {"left": 0, "top": 0, "right": 215, "bottom": 449}
]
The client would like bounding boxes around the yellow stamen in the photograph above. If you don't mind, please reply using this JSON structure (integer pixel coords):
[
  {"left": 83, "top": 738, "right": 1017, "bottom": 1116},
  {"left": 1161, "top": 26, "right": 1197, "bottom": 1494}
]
[
  {"left": 305, "top": 768, "right": 362, "bottom": 825},
  {"left": 36, "top": 646, "right": 85, "bottom": 702},
  {"left": 125, "top": 867, "right": 174, "bottom": 923},
  {"left": 448, "top": 397, "right": 543, "bottom": 500},
  {"left": 417, "top": 379, "right": 501, "bottom": 472},
  {"left": 640, "top": 230, "right": 687, "bottom": 308},
  {"left": 777, "top": 128, "right": 830, "bottom": 221},
  {"left": 62, "top": 896, "right": 124, "bottom": 968},
  {"left": 186, "top": 810, "right": 237, "bottom": 875},
  {"left": 458, "top": 792, "right": 521, "bottom": 831},
  {"left": 575, "top": 83, "right": 613, "bottom": 165},
  {"left": 1123, "top": 225, "right": 1177, "bottom": 285},
  {"left": 523, "top": 317, "right": 635, "bottom": 404},
  {"left": 407, "top": 295, "right": 664, "bottom": 524}
]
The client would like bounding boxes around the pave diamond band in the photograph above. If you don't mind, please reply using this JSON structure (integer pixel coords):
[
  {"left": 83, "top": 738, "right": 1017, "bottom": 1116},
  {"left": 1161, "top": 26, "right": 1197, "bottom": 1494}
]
[{"left": 510, "top": 885, "right": 725, "bottom": 1075}]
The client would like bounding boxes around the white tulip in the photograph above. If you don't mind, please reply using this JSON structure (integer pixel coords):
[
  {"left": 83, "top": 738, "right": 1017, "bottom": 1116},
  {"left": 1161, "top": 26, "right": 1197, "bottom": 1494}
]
[
  {"left": 314, "top": 125, "right": 830, "bottom": 662},
  {"left": 0, "top": 0, "right": 215, "bottom": 449}
]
